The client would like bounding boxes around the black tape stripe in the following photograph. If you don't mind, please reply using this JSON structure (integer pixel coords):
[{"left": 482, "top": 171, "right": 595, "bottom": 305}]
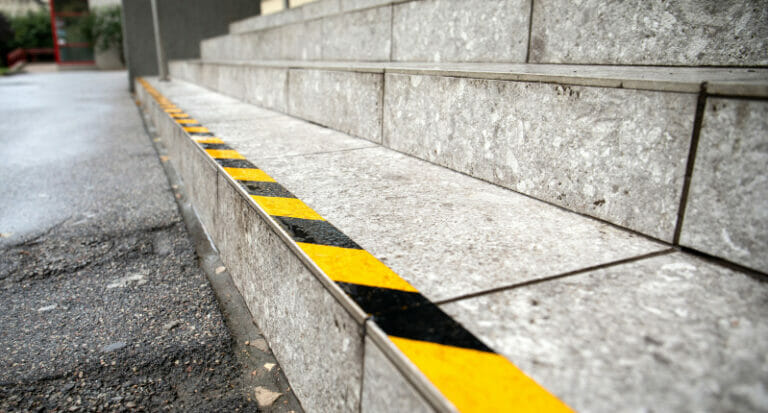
[
  {"left": 199, "top": 143, "right": 233, "bottom": 150},
  {"left": 216, "top": 159, "right": 258, "bottom": 169},
  {"left": 372, "top": 297, "right": 493, "bottom": 353},
  {"left": 177, "top": 122, "right": 202, "bottom": 127},
  {"left": 275, "top": 216, "right": 361, "bottom": 249},
  {"left": 336, "top": 282, "right": 428, "bottom": 315},
  {"left": 187, "top": 131, "right": 215, "bottom": 136},
  {"left": 239, "top": 181, "right": 296, "bottom": 198}
]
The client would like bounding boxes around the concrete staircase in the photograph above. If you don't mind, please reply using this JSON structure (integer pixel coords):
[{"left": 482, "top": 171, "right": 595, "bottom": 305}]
[{"left": 136, "top": 1, "right": 768, "bottom": 411}]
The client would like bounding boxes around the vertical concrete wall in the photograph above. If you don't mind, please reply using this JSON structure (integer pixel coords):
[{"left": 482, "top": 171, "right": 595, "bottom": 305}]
[{"left": 121, "top": 0, "right": 261, "bottom": 90}]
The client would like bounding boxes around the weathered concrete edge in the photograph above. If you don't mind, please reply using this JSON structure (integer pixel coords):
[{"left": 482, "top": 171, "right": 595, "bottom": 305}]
[
  {"left": 229, "top": 0, "right": 414, "bottom": 34},
  {"left": 134, "top": 79, "right": 462, "bottom": 412},
  {"left": 365, "top": 321, "right": 457, "bottom": 412},
  {"left": 132, "top": 94, "right": 306, "bottom": 411},
  {"left": 179, "top": 59, "right": 768, "bottom": 97}
]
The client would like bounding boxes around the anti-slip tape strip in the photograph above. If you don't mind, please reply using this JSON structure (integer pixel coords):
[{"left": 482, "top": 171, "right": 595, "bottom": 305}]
[{"left": 137, "top": 77, "right": 572, "bottom": 413}]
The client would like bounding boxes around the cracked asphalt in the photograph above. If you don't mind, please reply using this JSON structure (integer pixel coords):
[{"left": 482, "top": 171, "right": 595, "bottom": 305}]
[{"left": 0, "top": 71, "right": 301, "bottom": 412}]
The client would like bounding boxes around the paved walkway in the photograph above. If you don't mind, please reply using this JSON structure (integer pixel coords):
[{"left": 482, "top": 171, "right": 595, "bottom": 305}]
[{"left": 0, "top": 71, "right": 300, "bottom": 411}]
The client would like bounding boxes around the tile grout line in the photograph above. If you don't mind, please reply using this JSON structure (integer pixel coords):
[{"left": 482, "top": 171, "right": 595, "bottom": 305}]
[
  {"left": 672, "top": 83, "right": 708, "bottom": 245},
  {"left": 434, "top": 249, "right": 677, "bottom": 307},
  {"left": 525, "top": 0, "right": 535, "bottom": 63},
  {"left": 137, "top": 77, "right": 575, "bottom": 413},
  {"left": 678, "top": 245, "right": 768, "bottom": 281},
  {"left": 262, "top": 145, "right": 379, "bottom": 161}
]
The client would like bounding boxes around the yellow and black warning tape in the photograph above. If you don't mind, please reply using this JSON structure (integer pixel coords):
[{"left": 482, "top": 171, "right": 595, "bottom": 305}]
[{"left": 137, "top": 78, "right": 572, "bottom": 413}]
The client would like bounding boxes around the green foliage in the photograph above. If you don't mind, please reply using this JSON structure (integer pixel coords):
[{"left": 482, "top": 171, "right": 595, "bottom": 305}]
[
  {"left": 86, "top": 6, "right": 123, "bottom": 53},
  {"left": 9, "top": 10, "right": 52, "bottom": 49}
]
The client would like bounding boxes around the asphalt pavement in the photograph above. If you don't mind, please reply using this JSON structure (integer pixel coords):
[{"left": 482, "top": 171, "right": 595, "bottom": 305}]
[{"left": 0, "top": 71, "right": 302, "bottom": 412}]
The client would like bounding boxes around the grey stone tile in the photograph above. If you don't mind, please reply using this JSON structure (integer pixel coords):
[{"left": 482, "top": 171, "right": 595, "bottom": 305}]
[
  {"left": 200, "top": 35, "right": 233, "bottom": 61},
  {"left": 204, "top": 117, "right": 376, "bottom": 160},
  {"left": 383, "top": 73, "right": 696, "bottom": 241},
  {"left": 288, "top": 69, "right": 383, "bottom": 143},
  {"left": 207, "top": 64, "right": 289, "bottom": 112},
  {"left": 246, "top": 29, "right": 285, "bottom": 60},
  {"left": 241, "top": 66, "right": 288, "bottom": 112},
  {"left": 530, "top": 0, "right": 768, "bottom": 66},
  {"left": 176, "top": 132, "right": 218, "bottom": 236},
  {"left": 279, "top": 20, "right": 323, "bottom": 60},
  {"left": 440, "top": 252, "right": 768, "bottom": 413},
  {"left": 362, "top": 335, "right": 435, "bottom": 413},
  {"left": 169, "top": 61, "right": 200, "bottom": 84},
  {"left": 382, "top": 62, "right": 768, "bottom": 96},
  {"left": 199, "top": 63, "right": 220, "bottom": 90},
  {"left": 300, "top": 0, "right": 340, "bottom": 20},
  {"left": 681, "top": 99, "right": 768, "bottom": 273},
  {"left": 251, "top": 146, "right": 665, "bottom": 302},
  {"left": 176, "top": 59, "right": 768, "bottom": 96},
  {"left": 341, "top": 0, "right": 393, "bottom": 12},
  {"left": 215, "top": 64, "right": 247, "bottom": 101},
  {"left": 230, "top": 7, "right": 304, "bottom": 34},
  {"left": 392, "top": 0, "right": 530, "bottom": 62},
  {"left": 153, "top": 77, "right": 284, "bottom": 123},
  {"left": 216, "top": 174, "right": 363, "bottom": 413},
  {"left": 322, "top": 6, "right": 392, "bottom": 61}
]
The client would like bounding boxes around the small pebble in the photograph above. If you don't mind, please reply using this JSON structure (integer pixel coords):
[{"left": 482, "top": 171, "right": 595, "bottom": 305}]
[
  {"left": 37, "top": 304, "right": 58, "bottom": 313},
  {"left": 163, "top": 320, "right": 181, "bottom": 331},
  {"left": 101, "top": 342, "right": 127, "bottom": 353},
  {"left": 253, "top": 387, "right": 281, "bottom": 407}
]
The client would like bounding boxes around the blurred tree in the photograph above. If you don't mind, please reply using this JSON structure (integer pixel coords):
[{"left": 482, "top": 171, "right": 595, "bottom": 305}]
[
  {"left": 9, "top": 10, "right": 52, "bottom": 49},
  {"left": 80, "top": 6, "right": 123, "bottom": 63}
]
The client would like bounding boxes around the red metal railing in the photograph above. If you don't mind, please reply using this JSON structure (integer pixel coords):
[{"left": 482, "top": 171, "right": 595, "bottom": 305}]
[
  {"left": 7, "top": 48, "right": 25, "bottom": 67},
  {"left": 6, "top": 48, "right": 56, "bottom": 67}
]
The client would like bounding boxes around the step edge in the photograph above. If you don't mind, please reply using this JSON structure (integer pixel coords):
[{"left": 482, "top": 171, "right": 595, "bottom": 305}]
[
  {"left": 366, "top": 320, "right": 458, "bottom": 413},
  {"left": 228, "top": 0, "right": 412, "bottom": 35},
  {"left": 180, "top": 58, "right": 768, "bottom": 96}
]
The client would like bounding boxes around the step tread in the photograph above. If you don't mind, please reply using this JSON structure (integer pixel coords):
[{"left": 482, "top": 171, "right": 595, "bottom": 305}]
[
  {"left": 143, "top": 77, "right": 768, "bottom": 412},
  {"left": 153, "top": 78, "right": 666, "bottom": 302},
  {"left": 183, "top": 58, "right": 768, "bottom": 96}
]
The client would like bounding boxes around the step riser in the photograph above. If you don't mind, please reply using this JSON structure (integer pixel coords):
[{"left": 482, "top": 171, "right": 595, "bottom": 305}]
[
  {"left": 137, "top": 85, "right": 368, "bottom": 412},
  {"left": 170, "top": 60, "right": 768, "bottom": 273},
  {"left": 171, "top": 61, "right": 693, "bottom": 241},
  {"left": 220, "top": 0, "right": 768, "bottom": 66}
]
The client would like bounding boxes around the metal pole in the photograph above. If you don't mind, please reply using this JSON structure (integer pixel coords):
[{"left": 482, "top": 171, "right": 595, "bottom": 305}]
[
  {"left": 150, "top": 0, "right": 168, "bottom": 81},
  {"left": 282, "top": 0, "right": 289, "bottom": 10}
]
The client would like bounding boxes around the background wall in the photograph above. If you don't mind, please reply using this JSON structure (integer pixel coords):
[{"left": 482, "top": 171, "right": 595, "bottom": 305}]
[{"left": 121, "top": 0, "right": 260, "bottom": 90}]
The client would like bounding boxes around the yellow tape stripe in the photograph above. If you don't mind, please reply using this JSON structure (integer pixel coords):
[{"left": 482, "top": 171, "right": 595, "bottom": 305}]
[
  {"left": 297, "top": 243, "right": 418, "bottom": 292},
  {"left": 194, "top": 137, "right": 225, "bottom": 144},
  {"left": 390, "top": 336, "right": 572, "bottom": 413},
  {"left": 175, "top": 118, "right": 199, "bottom": 124},
  {"left": 251, "top": 196, "right": 325, "bottom": 221},
  {"left": 183, "top": 126, "right": 211, "bottom": 133},
  {"left": 205, "top": 149, "right": 244, "bottom": 159},
  {"left": 223, "top": 168, "right": 276, "bottom": 182}
]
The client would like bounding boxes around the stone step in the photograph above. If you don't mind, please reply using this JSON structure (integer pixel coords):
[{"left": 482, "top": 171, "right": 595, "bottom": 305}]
[
  {"left": 169, "top": 59, "right": 768, "bottom": 273},
  {"left": 135, "top": 76, "right": 768, "bottom": 412},
  {"left": 217, "top": 0, "right": 768, "bottom": 66}
]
